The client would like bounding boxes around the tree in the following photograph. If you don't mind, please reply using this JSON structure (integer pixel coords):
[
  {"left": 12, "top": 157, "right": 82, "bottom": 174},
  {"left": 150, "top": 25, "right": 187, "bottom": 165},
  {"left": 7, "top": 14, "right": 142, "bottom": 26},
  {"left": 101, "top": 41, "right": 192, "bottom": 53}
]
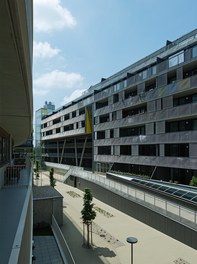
[
  {"left": 49, "top": 168, "right": 56, "bottom": 187},
  {"left": 34, "top": 160, "right": 40, "bottom": 179},
  {"left": 190, "top": 176, "right": 197, "bottom": 187},
  {"left": 81, "top": 188, "right": 96, "bottom": 247}
]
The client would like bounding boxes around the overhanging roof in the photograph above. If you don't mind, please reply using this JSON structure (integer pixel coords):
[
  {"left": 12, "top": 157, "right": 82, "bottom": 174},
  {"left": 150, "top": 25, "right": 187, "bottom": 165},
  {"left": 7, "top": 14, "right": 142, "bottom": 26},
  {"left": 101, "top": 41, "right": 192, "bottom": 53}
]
[{"left": 0, "top": 0, "right": 33, "bottom": 146}]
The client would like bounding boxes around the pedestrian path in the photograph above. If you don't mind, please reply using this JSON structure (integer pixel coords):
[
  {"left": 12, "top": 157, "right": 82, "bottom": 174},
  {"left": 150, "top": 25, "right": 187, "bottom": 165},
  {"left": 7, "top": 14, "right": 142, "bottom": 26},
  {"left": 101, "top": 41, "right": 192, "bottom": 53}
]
[
  {"left": 38, "top": 173, "right": 197, "bottom": 264},
  {"left": 33, "top": 236, "right": 63, "bottom": 264}
]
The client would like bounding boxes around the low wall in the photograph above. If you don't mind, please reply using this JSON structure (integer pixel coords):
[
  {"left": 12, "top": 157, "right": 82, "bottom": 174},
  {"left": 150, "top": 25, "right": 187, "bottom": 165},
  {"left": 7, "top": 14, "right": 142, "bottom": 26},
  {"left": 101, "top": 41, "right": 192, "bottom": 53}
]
[
  {"left": 33, "top": 198, "right": 63, "bottom": 228},
  {"left": 66, "top": 176, "right": 197, "bottom": 250}
]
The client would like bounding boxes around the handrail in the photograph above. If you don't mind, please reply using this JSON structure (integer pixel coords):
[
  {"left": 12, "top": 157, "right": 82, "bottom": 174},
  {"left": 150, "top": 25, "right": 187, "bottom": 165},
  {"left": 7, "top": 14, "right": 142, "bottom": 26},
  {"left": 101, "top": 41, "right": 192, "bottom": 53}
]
[
  {"left": 51, "top": 215, "right": 76, "bottom": 264},
  {"left": 46, "top": 162, "right": 197, "bottom": 231}
]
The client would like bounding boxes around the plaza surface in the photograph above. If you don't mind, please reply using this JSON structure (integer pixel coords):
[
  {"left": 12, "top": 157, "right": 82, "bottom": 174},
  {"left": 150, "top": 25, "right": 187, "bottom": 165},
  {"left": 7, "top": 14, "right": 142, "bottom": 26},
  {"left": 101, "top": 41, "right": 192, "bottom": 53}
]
[{"left": 39, "top": 173, "right": 197, "bottom": 264}]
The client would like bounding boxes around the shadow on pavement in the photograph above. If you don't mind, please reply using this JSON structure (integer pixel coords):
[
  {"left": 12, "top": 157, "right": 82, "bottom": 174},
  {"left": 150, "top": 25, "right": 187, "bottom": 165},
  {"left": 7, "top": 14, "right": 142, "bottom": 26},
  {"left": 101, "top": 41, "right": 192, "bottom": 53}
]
[
  {"left": 61, "top": 213, "right": 117, "bottom": 264},
  {"left": 94, "top": 247, "right": 116, "bottom": 258}
]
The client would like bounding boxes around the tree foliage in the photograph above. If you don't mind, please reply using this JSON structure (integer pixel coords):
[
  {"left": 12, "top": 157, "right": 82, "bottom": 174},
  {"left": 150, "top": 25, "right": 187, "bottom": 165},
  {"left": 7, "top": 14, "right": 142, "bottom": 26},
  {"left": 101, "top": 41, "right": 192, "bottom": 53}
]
[
  {"left": 49, "top": 168, "right": 56, "bottom": 187},
  {"left": 81, "top": 188, "right": 96, "bottom": 247},
  {"left": 190, "top": 176, "right": 197, "bottom": 187}
]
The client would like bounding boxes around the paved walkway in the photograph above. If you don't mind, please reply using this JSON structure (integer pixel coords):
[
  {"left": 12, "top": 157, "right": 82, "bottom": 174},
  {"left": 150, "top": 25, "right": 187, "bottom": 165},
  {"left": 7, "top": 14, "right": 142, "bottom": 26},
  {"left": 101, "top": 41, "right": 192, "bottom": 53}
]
[
  {"left": 38, "top": 173, "right": 197, "bottom": 264},
  {"left": 33, "top": 236, "right": 63, "bottom": 264}
]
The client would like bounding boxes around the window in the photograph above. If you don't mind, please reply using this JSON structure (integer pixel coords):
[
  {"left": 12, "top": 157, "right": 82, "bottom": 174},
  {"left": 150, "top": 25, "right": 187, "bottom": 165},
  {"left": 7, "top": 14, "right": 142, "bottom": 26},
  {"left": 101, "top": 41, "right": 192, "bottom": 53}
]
[
  {"left": 145, "top": 80, "right": 156, "bottom": 92},
  {"left": 112, "top": 111, "right": 117, "bottom": 121},
  {"left": 98, "top": 146, "right": 111, "bottom": 155},
  {"left": 192, "top": 45, "right": 197, "bottom": 58},
  {"left": 113, "top": 93, "right": 119, "bottom": 103},
  {"left": 169, "top": 50, "right": 184, "bottom": 68},
  {"left": 120, "top": 126, "right": 145, "bottom": 137},
  {"left": 166, "top": 119, "right": 197, "bottom": 132},
  {"left": 125, "top": 87, "right": 137, "bottom": 99},
  {"left": 56, "top": 128, "right": 60, "bottom": 133},
  {"left": 122, "top": 105, "right": 147, "bottom": 118},
  {"left": 139, "top": 144, "right": 159, "bottom": 156},
  {"left": 53, "top": 117, "right": 61, "bottom": 125},
  {"left": 120, "top": 145, "right": 131, "bottom": 155},
  {"left": 150, "top": 65, "right": 156, "bottom": 75},
  {"left": 138, "top": 69, "right": 147, "bottom": 80},
  {"left": 173, "top": 94, "right": 196, "bottom": 106},
  {"left": 79, "top": 108, "right": 85, "bottom": 115},
  {"left": 165, "top": 144, "right": 189, "bottom": 157},
  {"left": 96, "top": 98, "right": 108, "bottom": 109},
  {"left": 72, "top": 111, "right": 76, "bottom": 118},
  {"left": 110, "top": 129, "right": 114, "bottom": 138},
  {"left": 99, "top": 114, "right": 109, "bottom": 123},
  {"left": 97, "top": 131, "right": 105, "bottom": 139}
]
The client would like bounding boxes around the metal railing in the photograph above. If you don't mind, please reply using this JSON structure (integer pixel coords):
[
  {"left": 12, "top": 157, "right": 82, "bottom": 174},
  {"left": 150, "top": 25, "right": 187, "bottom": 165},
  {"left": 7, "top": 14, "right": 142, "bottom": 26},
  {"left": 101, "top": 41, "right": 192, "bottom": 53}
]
[
  {"left": 51, "top": 215, "right": 76, "bottom": 264},
  {"left": 4, "top": 158, "right": 32, "bottom": 187},
  {"left": 4, "top": 165, "right": 26, "bottom": 186},
  {"left": 46, "top": 162, "right": 197, "bottom": 231}
]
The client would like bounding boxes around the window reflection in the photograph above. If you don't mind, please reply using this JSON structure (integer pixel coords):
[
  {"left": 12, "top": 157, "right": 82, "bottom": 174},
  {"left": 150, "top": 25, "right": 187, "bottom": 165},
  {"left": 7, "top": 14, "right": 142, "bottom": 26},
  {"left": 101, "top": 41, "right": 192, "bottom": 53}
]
[{"left": 169, "top": 50, "right": 184, "bottom": 68}]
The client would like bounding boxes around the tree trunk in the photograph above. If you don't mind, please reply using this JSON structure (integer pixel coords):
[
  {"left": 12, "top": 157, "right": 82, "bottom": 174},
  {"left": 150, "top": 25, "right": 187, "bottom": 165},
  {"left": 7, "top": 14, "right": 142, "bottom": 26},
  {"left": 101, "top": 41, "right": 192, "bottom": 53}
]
[{"left": 87, "top": 223, "right": 90, "bottom": 247}]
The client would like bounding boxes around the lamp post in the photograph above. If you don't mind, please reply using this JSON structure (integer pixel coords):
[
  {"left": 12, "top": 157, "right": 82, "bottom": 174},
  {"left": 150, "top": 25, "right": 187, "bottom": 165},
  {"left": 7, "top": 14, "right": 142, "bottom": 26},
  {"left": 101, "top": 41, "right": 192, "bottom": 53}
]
[{"left": 126, "top": 236, "right": 138, "bottom": 264}]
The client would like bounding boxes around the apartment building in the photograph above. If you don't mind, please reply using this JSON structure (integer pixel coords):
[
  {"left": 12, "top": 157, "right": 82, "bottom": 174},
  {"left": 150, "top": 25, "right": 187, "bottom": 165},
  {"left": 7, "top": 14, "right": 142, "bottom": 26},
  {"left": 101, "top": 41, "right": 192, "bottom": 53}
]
[
  {"left": 35, "top": 101, "right": 55, "bottom": 163},
  {"left": 41, "top": 29, "right": 197, "bottom": 185},
  {"left": 41, "top": 92, "right": 94, "bottom": 169},
  {"left": 0, "top": 1, "right": 33, "bottom": 263}
]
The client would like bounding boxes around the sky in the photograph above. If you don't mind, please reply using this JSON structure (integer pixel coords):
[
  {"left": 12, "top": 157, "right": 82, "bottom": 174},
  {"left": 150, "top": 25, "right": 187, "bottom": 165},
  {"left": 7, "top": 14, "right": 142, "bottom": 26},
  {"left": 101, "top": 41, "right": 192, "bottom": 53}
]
[{"left": 33, "top": 0, "right": 197, "bottom": 113}]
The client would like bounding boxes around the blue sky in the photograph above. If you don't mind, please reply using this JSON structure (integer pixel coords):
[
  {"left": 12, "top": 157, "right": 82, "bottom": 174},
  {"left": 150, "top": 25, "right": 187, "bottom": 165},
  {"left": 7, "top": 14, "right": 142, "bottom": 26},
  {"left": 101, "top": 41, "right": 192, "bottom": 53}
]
[{"left": 33, "top": 0, "right": 197, "bottom": 112}]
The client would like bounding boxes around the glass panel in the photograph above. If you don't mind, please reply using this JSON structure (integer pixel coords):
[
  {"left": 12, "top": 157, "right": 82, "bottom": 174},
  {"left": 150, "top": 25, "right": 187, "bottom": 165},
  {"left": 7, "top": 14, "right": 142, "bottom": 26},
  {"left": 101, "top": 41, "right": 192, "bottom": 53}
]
[
  {"left": 192, "top": 45, "right": 197, "bottom": 58},
  {"left": 182, "top": 192, "right": 197, "bottom": 200},
  {"left": 165, "top": 188, "right": 177, "bottom": 194},
  {"left": 169, "top": 56, "right": 178, "bottom": 68},
  {"left": 174, "top": 190, "right": 186, "bottom": 197},
  {"left": 169, "top": 51, "right": 184, "bottom": 68}
]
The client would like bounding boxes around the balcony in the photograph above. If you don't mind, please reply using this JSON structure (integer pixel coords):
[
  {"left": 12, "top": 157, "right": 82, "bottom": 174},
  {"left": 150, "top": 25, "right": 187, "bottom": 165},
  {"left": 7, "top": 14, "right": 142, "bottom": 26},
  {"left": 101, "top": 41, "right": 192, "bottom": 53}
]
[{"left": 0, "top": 159, "right": 33, "bottom": 264}]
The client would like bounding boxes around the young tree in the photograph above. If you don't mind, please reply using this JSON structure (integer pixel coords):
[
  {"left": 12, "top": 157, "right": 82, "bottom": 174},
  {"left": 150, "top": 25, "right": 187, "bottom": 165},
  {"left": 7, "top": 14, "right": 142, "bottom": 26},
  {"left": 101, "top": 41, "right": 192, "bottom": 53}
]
[
  {"left": 34, "top": 160, "right": 40, "bottom": 179},
  {"left": 49, "top": 168, "right": 56, "bottom": 187},
  {"left": 81, "top": 188, "right": 96, "bottom": 247},
  {"left": 190, "top": 176, "right": 197, "bottom": 186}
]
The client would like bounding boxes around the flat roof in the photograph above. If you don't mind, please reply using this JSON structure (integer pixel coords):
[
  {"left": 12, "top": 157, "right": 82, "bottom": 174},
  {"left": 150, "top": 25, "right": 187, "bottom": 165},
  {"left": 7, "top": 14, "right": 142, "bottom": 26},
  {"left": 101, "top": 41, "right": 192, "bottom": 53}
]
[{"left": 33, "top": 186, "right": 63, "bottom": 200}]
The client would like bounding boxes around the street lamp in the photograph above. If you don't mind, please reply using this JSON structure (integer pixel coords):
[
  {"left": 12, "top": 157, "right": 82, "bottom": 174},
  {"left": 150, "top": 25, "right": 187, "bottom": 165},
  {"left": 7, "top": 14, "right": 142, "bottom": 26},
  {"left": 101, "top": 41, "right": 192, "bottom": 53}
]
[{"left": 126, "top": 236, "right": 138, "bottom": 264}]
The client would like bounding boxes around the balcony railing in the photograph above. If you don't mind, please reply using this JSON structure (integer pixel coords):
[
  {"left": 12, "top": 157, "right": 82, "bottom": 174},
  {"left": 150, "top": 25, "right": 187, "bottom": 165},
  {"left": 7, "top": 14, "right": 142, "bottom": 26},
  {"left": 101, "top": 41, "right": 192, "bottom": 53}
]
[{"left": 4, "top": 165, "right": 25, "bottom": 186}]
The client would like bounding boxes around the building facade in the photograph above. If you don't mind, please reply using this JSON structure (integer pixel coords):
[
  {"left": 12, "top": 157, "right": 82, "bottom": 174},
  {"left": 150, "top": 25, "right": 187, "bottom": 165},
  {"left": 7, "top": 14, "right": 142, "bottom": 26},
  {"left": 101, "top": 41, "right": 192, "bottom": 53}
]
[
  {"left": 0, "top": 0, "right": 33, "bottom": 263},
  {"left": 41, "top": 29, "right": 197, "bottom": 185},
  {"left": 35, "top": 101, "right": 55, "bottom": 148},
  {"left": 35, "top": 102, "right": 55, "bottom": 163}
]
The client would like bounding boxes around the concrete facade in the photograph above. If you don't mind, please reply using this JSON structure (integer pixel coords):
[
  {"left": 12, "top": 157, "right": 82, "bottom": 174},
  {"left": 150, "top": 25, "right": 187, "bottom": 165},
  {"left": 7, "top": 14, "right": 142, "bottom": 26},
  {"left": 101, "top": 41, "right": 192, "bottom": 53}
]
[
  {"left": 41, "top": 29, "right": 197, "bottom": 185},
  {"left": 33, "top": 186, "right": 63, "bottom": 228}
]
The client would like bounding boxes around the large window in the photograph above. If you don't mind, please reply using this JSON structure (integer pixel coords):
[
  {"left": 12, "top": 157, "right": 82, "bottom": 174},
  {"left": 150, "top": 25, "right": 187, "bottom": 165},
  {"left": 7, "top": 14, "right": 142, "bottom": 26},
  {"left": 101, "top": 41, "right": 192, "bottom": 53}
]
[
  {"left": 166, "top": 119, "right": 197, "bottom": 132},
  {"left": 165, "top": 144, "right": 189, "bottom": 157},
  {"left": 120, "top": 145, "right": 131, "bottom": 155},
  {"left": 53, "top": 117, "right": 61, "bottom": 125},
  {"left": 169, "top": 50, "right": 184, "bottom": 68},
  {"left": 122, "top": 105, "right": 146, "bottom": 118},
  {"left": 139, "top": 144, "right": 159, "bottom": 156},
  {"left": 99, "top": 114, "right": 109, "bottom": 123},
  {"left": 120, "top": 126, "right": 145, "bottom": 137},
  {"left": 124, "top": 87, "right": 137, "bottom": 99},
  {"left": 173, "top": 93, "right": 197, "bottom": 106},
  {"left": 96, "top": 98, "right": 108, "bottom": 110},
  {"left": 98, "top": 146, "right": 111, "bottom": 155},
  {"left": 97, "top": 131, "right": 105, "bottom": 139}
]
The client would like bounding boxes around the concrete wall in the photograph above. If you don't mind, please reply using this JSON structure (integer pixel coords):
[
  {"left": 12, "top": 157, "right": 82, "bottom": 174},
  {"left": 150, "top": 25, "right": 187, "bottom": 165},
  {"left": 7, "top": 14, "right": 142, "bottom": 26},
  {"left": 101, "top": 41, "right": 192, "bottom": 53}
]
[
  {"left": 33, "top": 198, "right": 63, "bottom": 228},
  {"left": 66, "top": 176, "right": 197, "bottom": 250}
]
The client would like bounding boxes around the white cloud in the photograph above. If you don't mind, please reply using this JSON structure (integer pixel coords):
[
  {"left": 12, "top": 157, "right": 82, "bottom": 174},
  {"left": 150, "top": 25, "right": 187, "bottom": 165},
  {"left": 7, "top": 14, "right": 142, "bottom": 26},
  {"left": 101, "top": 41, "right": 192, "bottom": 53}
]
[
  {"left": 62, "top": 89, "right": 86, "bottom": 105},
  {"left": 34, "top": 0, "right": 76, "bottom": 32},
  {"left": 33, "top": 70, "right": 84, "bottom": 95},
  {"left": 33, "top": 41, "right": 60, "bottom": 59}
]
